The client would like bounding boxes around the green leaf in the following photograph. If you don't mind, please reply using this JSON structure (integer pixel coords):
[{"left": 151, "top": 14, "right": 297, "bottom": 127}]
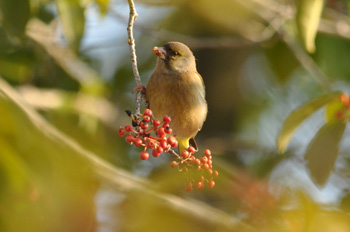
[
  {"left": 325, "top": 101, "right": 344, "bottom": 122},
  {"left": 305, "top": 120, "right": 346, "bottom": 186},
  {"left": 56, "top": 0, "right": 85, "bottom": 52},
  {"left": 94, "top": 0, "right": 110, "bottom": 15},
  {"left": 296, "top": 0, "right": 324, "bottom": 53},
  {"left": 0, "top": 0, "right": 30, "bottom": 37},
  {"left": 277, "top": 92, "right": 342, "bottom": 153}
]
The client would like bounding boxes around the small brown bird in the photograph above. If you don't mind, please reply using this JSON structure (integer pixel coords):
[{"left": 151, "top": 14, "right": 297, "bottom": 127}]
[{"left": 146, "top": 42, "right": 207, "bottom": 152}]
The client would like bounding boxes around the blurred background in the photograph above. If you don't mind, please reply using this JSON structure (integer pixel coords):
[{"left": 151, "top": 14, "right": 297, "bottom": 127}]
[{"left": 1, "top": 0, "right": 350, "bottom": 231}]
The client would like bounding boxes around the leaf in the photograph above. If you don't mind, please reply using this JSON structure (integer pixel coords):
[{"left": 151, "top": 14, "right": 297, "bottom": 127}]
[
  {"left": 277, "top": 92, "right": 342, "bottom": 153},
  {"left": 305, "top": 120, "right": 346, "bottom": 186},
  {"left": 0, "top": 0, "right": 30, "bottom": 37},
  {"left": 325, "top": 101, "right": 344, "bottom": 122},
  {"left": 56, "top": 0, "right": 85, "bottom": 52},
  {"left": 296, "top": 0, "right": 324, "bottom": 53},
  {"left": 94, "top": 0, "right": 110, "bottom": 15}
]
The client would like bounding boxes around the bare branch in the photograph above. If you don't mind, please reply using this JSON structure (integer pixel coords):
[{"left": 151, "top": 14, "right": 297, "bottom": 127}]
[{"left": 127, "top": 0, "right": 143, "bottom": 116}]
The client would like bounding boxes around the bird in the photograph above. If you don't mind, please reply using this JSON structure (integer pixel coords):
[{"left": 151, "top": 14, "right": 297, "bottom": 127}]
[{"left": 146, "top": 41, "right": 207, "bottom": 153}]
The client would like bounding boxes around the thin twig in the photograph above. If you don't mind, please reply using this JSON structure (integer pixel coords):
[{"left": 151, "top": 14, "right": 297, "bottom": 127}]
[
  {"left": 126, "top": 0, "right": 181, "bottom": 158},
  {"left": 127, "top": 0, "right": 142, "bottom": 116}
]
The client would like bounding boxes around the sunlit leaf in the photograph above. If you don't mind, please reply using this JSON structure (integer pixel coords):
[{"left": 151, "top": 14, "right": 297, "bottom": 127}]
[
  {"left": 305, "top": 120, "right": 346, "bottom": 186},
  {"left": 277, "top": 92, "right": 342, "bottom": 153},
  {"left": 94, "top": 0, "right": 110, "bottom": 15},
  {"left": 296, "top": 0, "right": 324, "bottom": 53},
  {"left": 325, "top": 101, "right": 345, "bottom": 122},
  {"left": 56, "top": 0, "right": 85, "bottom": 52}
]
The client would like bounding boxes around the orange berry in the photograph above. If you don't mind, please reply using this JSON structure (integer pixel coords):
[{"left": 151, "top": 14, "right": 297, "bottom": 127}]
[
  {"left": 208, "top": 180, "right": 215, "bottom": 188},
  {"left": 157, "top": 127, "right": 165, "bottom": 137},
  {"left": 126, "top": 134, "right": 135, "bottom": 143},
  {"left": 139, "top": 151, "right": 149, "bottom": 160},
  {"left": 143, "top": 109, "right": 152, "bottom": 117},
  {"left": 213, "top": 170, "right": 219, "bottom": 178},
  {"left": 195, "top": 181, "right": 203, "bottom": 189},
  {"left": 164, "top": 127, "right": 172, "bottom": 134},
  {"left": 134, "top": 138, "right": 143, "bottom": 146},
  {"left": 118, "top": 128, "right": 125, "bottom": 137},
  {"left": 181, "top": 150, "right": 189, "bottom": 158},
  {"left": 125, "top": 125, "right": 132, "bottom": 132},
  {"left": 153, "top": 119, "right": 161, "bottom": 127},
  {"left": 140, "top": 122, "right": 148, "bottom": 129},
  {"left": 187, "top": 146, "right": 196, "bottom": 154},
  {"left": 203, "top": 163, "right": 209, "bottom": 169},
  {"left": 167, "top": 136, "right": 177, "bottom": 147},
  {"left": 143, "top": 115, "right": 151, "bottom": 122},
  {"left": 152, "top": 149, "right": 161, "bottom": 157},
  {"left": 159, "top": 140, "right": 167, "bottom": 148},
  {"left": 201, "top": 156, "right": 208, "bottom": 163},
  {"left": 146, "top": 140, "right": 155, "bottom": 149},
  {"left": 163, "top": 115, "right": 171, "bottom": 123},
  {"left": 204, "top": 149, "right": 211, "bottom": 156},
  {"left": 170, "top": 161, "right": 178, "bottom": 168}
]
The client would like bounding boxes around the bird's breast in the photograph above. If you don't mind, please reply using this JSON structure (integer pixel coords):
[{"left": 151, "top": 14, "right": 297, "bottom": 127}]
[{"left": 146, "top": 71, "right": 207, "bottom": 139}]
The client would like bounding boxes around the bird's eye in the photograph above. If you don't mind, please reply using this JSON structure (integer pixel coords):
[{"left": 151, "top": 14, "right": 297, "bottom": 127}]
[{"left": 171, "top": 51, "right": 179, "bottom": 56}]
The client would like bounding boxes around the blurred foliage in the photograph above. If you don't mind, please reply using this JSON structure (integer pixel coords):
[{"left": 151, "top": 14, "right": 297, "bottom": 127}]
[{"left": 1, "top": 0, "right": 350, "bottom": 231}]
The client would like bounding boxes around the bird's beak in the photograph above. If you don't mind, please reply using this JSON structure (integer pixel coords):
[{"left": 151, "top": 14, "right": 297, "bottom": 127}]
[{"left": 152, "top": 46, "right": 166, "bottom": 60}]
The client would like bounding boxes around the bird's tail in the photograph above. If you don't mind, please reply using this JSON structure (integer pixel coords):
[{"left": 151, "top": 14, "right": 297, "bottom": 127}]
[{"left": 177, "top": 138, "right": 189, "bottom": 153}]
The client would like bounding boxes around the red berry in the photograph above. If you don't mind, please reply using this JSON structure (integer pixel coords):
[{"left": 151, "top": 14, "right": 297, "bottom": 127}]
[
  {"left": 206, "top": 169, "right": 213, "bottom": 175},
  {"left": 126, "top": 134, "right": 135, "bottom": 143},
  {"left": 164, "top": 127, "right": 172, "bottom": 134},
  {"left": 159, "top": 140, "right": 168, "bottom": 148},
  {"left": 146, "top": 140, "right": 155, "bottom": 149},
  {"left": 163, "top": 115, "right": 171, "bottom": 123},
  {"left": 157, "top": 128, "right": 165, "bottom": 137},
  {"left": 156, "top": 146, "right": 163, "bottom": 154},
  {"left": 181, "top": 150, "right": 189, "bottom": 158},
  {"left": 195, "top": 159, "right": 201, "bottom": 165},
  {"left": 201, "top": 156, "right": 208, "bottom": 163},
  {"left": 187, "top": 146, "right": 196, "bottom": 154},
  {"left": 196, "top": 166, "right": 201, "bottom": 171},
  {"left": 118, "top": 128, "right": 125, "bottom": 137},
  {"left": 204, "top": 149, "right": 211, "bottom": 156},
  {"left": 171, "top": 140, "right": 178, "bottom": 148},
  {"left": 208, "top": 180, "right": 215, "bottom": 188},
  {"left": 125, "top": 125, "right": 132, "bottom": 132},
  {"left": 213, "top": 170, "right": 219, "bottom": 178},
  {"left": 162, "top": 123, "right": 169, "bottom": 128},
  {"left": 143, "top": 115, "right": 151, "bottom": 122},
  {"left": 139, "top": 151, "right": 149, "bottom": 160},
  {"left": 167, "top": 136, "right": 177, "bottom": 147},
  {"left": 185, "top": 186, "right": 193, "bottom": 192},
  {"left": 170, "top": 161, "right": 178, "bottom": 168},
  {"left": 140, "top": 122, "right": 148, "bottom": 129},
  {"left": 152, "top": 149, "right": 161, "bottom": 157},
  {"left": 143, "top": 109, "right": 152, "bottom": 117},
  {"left": 195, "top": 181, "right": 203, "bottom": 189},
  {"left": 203, "top": 163, "right": 210, "bottom": 169},
  {"left": 153, "top": 119, "right": 161, "bottom": 127},
  {"left": 134, "top": 138, "right": 143, "bottom": 146}
]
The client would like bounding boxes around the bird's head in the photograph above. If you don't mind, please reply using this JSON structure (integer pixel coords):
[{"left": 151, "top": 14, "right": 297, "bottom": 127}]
[{"left": 152, "top": 42, "right": 196, "bottom": 73}]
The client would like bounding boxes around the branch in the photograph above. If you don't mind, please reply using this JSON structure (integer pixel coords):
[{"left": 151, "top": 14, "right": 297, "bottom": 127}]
[
  {"left": 0, "top": 76, "right": 256, "bottom": 231},
  {"left": 127, "top": 0, "right": 143, "bottom": 116}
]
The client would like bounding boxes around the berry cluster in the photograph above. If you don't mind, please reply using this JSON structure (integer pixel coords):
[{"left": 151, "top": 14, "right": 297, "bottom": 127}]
[
  {"left": 118, "top": 108, "right": 218, "bottom": 191},
  {"left": 173, "top": 148, "right": 219, "bottom": 192}
]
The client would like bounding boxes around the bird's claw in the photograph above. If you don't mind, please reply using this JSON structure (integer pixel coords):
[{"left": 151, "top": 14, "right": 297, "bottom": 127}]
[{"left": 132, "top": 85, "right": 146, "bottom": 94}]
